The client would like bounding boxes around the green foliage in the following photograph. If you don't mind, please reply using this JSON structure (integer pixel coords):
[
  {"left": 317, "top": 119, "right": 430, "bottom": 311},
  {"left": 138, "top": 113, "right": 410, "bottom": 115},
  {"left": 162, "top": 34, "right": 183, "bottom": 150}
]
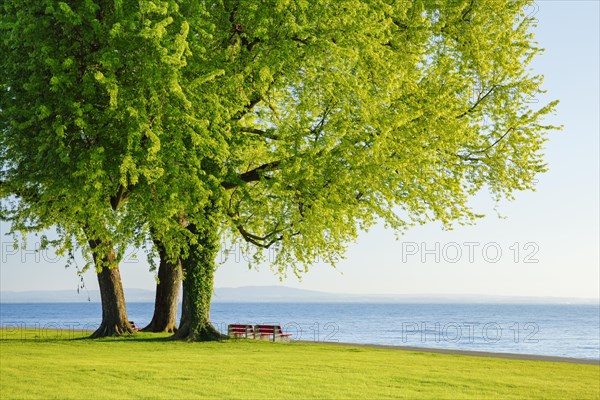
[
  {"left": 1, "top": 330, "right": 598, "bottom": 399},
  {"left": 209, "top": 0, "right": 559, "bottom": 275},
  {"left": 0, "top": 1, "right": 209, "bottom": 264},
  {"left": 1, "top": 1, "right": 559, "bottom": 276}
]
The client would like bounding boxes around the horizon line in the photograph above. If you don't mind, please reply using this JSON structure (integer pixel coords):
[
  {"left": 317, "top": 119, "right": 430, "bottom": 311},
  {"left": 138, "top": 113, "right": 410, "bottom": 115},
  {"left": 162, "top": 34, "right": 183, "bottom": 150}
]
[{"left": 1, "top": 286, "right": 598, "bottom": 302}]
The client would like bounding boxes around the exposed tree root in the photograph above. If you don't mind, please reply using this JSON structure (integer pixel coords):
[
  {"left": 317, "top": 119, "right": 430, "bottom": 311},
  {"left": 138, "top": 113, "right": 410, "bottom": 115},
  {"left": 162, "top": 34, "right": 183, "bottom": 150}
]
[
  {"left": 91, "top": 322, "right": 134, "bottom": 338},
  {"left": 172, "top": 322, "right": 226, "bottom": 342}
]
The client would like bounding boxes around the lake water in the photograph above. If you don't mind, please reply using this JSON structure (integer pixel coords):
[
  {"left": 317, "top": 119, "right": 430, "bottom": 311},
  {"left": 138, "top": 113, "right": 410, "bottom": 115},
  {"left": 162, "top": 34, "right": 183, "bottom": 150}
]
[{"left": 1, "top": 302, "right": 598, "bottom": 360}]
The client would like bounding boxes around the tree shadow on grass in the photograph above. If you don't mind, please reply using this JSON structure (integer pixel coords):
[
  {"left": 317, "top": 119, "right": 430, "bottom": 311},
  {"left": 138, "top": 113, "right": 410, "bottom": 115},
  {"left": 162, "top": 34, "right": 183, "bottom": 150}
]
[{"left": 0, "top": 328, "right": 235, "bottom": 343}]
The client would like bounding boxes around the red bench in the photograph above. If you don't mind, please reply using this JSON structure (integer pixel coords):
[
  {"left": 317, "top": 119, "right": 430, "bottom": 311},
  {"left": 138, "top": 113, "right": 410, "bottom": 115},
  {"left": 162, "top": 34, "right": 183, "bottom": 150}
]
[
  {"left": 227, "top": 324, "right": 254, "bottom": 338},
  {"left": 254, "top": 325, "right": 292, "bottom": 342}
]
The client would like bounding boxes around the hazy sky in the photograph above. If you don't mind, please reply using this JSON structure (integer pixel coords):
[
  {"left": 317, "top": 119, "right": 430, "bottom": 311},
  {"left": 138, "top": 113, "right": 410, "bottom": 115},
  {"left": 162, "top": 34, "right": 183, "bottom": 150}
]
[{"left": 1, "top": 1, "right": 598, "bottom": 299}]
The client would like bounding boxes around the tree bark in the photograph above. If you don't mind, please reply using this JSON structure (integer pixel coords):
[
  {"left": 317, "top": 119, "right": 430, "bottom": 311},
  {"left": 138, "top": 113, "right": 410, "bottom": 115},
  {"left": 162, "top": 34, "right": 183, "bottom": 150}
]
[
  {"left": 142, "top": 240, "right": 182, "bottom": 333},
  {"left": 88, "top": 239, "right": 133, "bottom": 338},
  {"left": 173, "top": 205, "right": 225, "bottom": 341}
]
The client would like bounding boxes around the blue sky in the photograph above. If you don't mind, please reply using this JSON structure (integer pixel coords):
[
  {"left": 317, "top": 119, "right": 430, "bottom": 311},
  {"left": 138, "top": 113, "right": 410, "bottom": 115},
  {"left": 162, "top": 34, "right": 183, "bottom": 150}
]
[{"left": 1, "top": 1, "right": 598, "bottom": 299}]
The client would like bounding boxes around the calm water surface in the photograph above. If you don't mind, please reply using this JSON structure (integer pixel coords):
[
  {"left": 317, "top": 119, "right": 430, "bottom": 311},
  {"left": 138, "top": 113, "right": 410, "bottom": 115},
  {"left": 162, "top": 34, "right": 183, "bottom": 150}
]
[{"left": 1, "top": 302, "right": 598, "bottom": 359}]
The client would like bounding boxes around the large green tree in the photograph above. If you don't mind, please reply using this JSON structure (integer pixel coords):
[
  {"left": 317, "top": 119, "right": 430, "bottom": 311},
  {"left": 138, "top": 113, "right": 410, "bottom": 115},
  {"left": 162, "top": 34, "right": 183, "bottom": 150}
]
[
  {"left": 2, "top": 0, "right": 558, "bottom": 340},
  {"left": 0, "top": 0, "right": 210, "bottom": 336}
]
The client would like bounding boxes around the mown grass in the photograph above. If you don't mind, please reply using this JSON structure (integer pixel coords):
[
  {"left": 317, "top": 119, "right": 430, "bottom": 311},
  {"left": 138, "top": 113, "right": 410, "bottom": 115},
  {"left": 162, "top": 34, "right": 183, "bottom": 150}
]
[{"left": 0, "top": 329, "right": 598, "bottom": 399}]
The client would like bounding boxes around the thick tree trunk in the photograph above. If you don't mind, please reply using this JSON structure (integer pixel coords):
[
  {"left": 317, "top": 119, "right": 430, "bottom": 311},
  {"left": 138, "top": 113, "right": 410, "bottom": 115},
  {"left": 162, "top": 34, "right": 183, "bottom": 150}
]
[
  {"left": 88, "top": 239, "right": 133, "bottom": 338},
  {"left": 178, "top": 285, "right": 190, "bottom": 336},
  {"left": 173, "top": 206, "right": 225, "bottom": 341},
  {"left": 143, "top": 240, "right": 182, "bottom": 333}
]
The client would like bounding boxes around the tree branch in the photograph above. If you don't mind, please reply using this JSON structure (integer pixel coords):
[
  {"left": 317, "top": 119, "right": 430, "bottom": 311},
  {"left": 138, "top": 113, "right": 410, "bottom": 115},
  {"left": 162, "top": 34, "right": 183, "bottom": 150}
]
[
  {"left": 457, "top": 85, "right": 499, "bottom": 119},
  {"left": 232, "top": 95, "right": 263, "bottom": 121},
  {"left": 235, "top": 224, "right": 283, "bottom": 249},
  {"left": 457, "top": 127, "right": 515, "bottom": 162},
  {"left": 472, "top": 127, "right": 514, "bottom": 154},
  {"left": 109, "top": 184, "right": 129, "bottom": 211},
  {"left": 240, "top": 127, "right": 279, "bottom": 140},
  {"left": 221, "top": 160, "right": 281, "bottom": 189}
]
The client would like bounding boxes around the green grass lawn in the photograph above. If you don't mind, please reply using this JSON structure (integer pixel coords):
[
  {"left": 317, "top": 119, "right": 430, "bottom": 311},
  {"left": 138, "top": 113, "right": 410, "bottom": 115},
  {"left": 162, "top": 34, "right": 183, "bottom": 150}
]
[{"left": 1, "top": 329, "right": 598, "bottom": 399}]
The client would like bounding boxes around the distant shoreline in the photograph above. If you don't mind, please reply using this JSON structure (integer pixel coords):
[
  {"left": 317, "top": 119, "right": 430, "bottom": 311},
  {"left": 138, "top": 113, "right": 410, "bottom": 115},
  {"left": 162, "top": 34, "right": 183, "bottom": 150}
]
[
  {"left": 2, "top": 286, "right": 599, "bottom": 304},
  {"left": 2, "top": 300, "right": 599, "bottom": 305}
]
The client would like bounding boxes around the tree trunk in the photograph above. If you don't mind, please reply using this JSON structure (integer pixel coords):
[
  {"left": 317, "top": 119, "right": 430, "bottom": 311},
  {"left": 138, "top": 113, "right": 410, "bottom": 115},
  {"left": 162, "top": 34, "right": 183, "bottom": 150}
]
[
  {"left": 173, "top": 207, "right": 225, "bottom": 341},
  {"left": 143, "top": 240, "right": 182, "bottom": 333},
  {"left": 178, "top": 283, "right": 191, "bottom": 336},
  {"left": 88, "top": 239, "right": 133, "bottom": 338}
]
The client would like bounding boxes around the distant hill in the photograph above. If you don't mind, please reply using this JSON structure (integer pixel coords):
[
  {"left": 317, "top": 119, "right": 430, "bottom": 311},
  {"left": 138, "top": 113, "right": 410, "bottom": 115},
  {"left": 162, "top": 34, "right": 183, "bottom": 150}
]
[
  {"left": 211, "top": 286, "right": 598, "bottom": 304},
  {"left": 0, "top": 288, "right": 153, "bottom": 303},
  {"left": 0, "top": 286, "right": 597, "bottom": 304}
]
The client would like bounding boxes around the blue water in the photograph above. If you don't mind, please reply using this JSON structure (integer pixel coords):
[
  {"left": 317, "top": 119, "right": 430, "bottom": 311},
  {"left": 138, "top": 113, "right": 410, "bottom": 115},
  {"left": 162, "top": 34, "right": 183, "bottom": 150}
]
[{"left": 1, "top": 302, "right": 598, "bottom": 360}]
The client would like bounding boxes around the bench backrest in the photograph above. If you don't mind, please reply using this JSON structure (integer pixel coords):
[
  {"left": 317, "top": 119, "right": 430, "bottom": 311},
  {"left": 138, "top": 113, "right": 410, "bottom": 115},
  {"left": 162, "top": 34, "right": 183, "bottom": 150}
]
[
  {"left": 228, "top": 324, "right": 253, "bottom": 329},
  {"left": 227, "top": 324, "right": 254, "bottom": 334},
  {"left": 255, "top": 325, "right": 283, "bottom": 334}
]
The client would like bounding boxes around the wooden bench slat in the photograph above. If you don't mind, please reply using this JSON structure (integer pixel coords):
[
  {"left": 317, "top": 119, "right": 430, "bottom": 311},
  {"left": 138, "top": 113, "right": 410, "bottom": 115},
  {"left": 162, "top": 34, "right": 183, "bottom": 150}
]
[
  {"left": 227, "top": 324, "right": 292, "bottom": 341},
  {"left": 227, "top": 324, "right": 255, "bottom": 338}
]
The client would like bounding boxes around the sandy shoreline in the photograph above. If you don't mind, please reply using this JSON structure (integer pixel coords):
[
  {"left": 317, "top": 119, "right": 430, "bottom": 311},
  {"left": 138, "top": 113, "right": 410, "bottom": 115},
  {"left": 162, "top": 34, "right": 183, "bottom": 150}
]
[{"left": 299, "top": 341, "right": 600, "bottom": 365}]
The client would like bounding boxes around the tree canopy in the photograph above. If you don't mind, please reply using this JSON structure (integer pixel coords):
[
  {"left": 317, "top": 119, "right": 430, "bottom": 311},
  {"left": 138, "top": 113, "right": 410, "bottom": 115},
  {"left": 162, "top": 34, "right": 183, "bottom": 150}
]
[{"left": 1, "top": 0, "right": 558, "bottom": 338}]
